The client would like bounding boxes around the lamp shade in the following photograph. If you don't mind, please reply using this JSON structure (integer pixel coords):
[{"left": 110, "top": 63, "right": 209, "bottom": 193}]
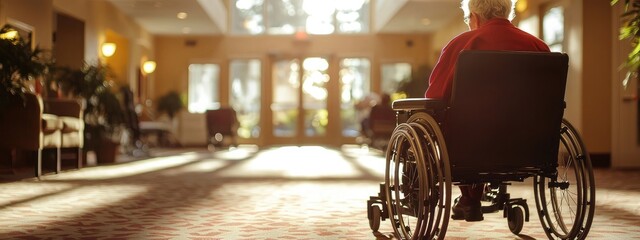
[
  {"left": 101, "top": 42, "right": 116, "bottom": 57},
  {"left": 143, "top": 60, "right": 157, "bottom": 74}
]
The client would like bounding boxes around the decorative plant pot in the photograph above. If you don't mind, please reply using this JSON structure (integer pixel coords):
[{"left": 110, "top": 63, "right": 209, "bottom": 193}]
[{"left": 96, "top": 139, "right": 119, "bottom": 164}]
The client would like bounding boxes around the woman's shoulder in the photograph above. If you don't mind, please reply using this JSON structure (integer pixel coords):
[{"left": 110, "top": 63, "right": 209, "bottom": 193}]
[{"left": 442, "top": 30, "right": 477, "bottom": 50}]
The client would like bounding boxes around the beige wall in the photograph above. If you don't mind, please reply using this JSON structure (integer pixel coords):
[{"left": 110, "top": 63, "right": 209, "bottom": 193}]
[
  {"left": 53, "top": 12, "right": 84, "bottom": 69},
  {"left": 85, "top": 0, "right": 152, "bottom": 90},
  {"left": 582, "top": 0, "right": 612, "bottom": 153},
  {"left": 52, "top": 0, "right": 153, "bottom": 92}
]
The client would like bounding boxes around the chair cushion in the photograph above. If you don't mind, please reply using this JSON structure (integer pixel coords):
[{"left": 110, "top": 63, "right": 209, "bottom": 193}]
[
  {"left": 42, "top": 114, "right": 63, "bottom": 134},
  {"left": 43, "top": 131, "right": 62, "bottom": 148},
  {"left": 61, "top": 132, "right": 83, "bottom": 148},
  {"left": 58, "top": 116, "right": 84, "bottom": 133}
]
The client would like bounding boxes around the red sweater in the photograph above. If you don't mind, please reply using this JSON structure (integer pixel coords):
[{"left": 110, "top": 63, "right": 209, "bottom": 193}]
[{"left": 425, "top": 18, "right": 550, "bottom": 100}]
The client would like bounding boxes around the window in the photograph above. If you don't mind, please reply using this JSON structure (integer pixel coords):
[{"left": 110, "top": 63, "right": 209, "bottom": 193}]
[
  {"left": 272, "top": 59, "right": 300, "bottom": 137},
  {"left": 542, "top": 6, "right": 564, "bottom": 52},
  {"left": 230, "top": 59, "right": 262, "bottom": 138},
  {"left": 339, "top": 58, "right": 370, "bottom": 137},
  {"left": 231, "top": 0, "right": 370, "bottom": 35},
  {"left": 381, "top": 63, "right": 411, "bottom": 96},
  {"left": 301, "top": 57, "right": 330, "bottom": 136},
  {"left": 188, "top": 63, "right": 220, "bottom": 113}
]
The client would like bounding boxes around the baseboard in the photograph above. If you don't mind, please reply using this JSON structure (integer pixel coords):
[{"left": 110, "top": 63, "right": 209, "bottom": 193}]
[{"left": 590, "top": 153, "right": 610, "bottom": 168}]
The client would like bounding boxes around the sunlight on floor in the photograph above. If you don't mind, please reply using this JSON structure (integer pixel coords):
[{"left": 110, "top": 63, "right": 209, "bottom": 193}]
[
  {"left": 211, "top": 145, "right": 260, "bottom": 160},
  {"left": 0, "top": 182, "right": 75, "bottom": 206},
  {"left": 159, "top": 145, "right": 261, "bottom": 175},
  {"left": 596, "top": 188, "right": 640, "bottom": 215},
  {"left": 161, "top": 160, "right": 228, "bottom": 176},
  {"left": 221, "top": 146, "right": 365, "bottom": 178},
  {"left": 48, "top": 152, "right": 204, "bottom": 180},
  {"left": 0, "top": 184, "right": 148, "bottom": 234},
  {"left": 341, "top": 144, "right": 387, "bottom": 179}
]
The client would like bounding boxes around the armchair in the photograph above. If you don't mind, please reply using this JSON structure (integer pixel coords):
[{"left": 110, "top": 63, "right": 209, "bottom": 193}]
[
  {"left": 44, "top": 98, "right": 84, "bottom": 169},
  {"left": 205, "top": 108, "right": 239, "bottom": 148},
  {"left": 0, "top": 93, "right": 62, "bottom": 177}
]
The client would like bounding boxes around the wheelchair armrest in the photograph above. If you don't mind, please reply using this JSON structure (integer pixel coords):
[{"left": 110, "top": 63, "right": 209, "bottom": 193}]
[{"left": 392, "top": 98, "right": 446, "bottom": 111}]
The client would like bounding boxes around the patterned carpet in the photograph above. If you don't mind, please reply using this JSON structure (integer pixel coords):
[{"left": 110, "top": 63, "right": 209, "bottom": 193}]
[{"left": 0, "top": 145, "right": 639, "bottom": 239}]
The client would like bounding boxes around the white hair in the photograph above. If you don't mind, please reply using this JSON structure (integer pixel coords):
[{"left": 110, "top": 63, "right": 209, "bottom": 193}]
[{"left": 461, "top": 0, "right": 516, "bottom": 21}]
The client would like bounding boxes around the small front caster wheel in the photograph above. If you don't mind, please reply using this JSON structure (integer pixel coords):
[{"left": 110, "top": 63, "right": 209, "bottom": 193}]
[
  {"left": 369, "top": 205, "right": 382, "bottom": 232},
  {"left": 507, "top": 206, "right": 524, "bottom": 235}
]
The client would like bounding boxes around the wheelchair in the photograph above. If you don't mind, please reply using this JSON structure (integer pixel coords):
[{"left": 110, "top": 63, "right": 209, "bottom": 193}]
[{"left": 366, "top": 51, "right": 596, "bottom": 240}]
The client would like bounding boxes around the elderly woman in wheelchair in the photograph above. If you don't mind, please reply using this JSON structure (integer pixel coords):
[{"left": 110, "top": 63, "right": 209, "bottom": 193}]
[
  {"left": 366, "top": 1, "right": 595, "bottom": 239},
  {"left": 366, "top": 49, "right": 597, "bottom": 240}
]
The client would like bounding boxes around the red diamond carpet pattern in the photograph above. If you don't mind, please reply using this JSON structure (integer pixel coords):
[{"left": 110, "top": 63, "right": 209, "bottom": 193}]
[{"left": 0, "top": 146, "right": 638, "bottom": 239}]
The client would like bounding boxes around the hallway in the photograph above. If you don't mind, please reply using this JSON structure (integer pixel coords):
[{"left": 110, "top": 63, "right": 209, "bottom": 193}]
[{"left": 0, "top": 146, "right": 639, "bottom": 239}]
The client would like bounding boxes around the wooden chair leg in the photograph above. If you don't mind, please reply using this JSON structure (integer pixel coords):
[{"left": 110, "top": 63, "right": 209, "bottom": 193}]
[
  {"left": 35, "top": 149, "right": 42, "bottom": 178},
  {"left": 56, "top": 147, "right": 61, "bottom": 174},
  {"left": 10, "top": 149, "right": 16, "bottom": 174},
  {"left": 77, "top": 147, "right": 83, "bottom": 169}
]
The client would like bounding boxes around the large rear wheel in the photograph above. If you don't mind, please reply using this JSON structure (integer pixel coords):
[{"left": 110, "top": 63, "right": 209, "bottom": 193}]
[
  {"left": 384, "top": 113, "right": 451, "bottom": 240},
  {"left": 533, "top": 119, "right": 595, "bottom": 239}
]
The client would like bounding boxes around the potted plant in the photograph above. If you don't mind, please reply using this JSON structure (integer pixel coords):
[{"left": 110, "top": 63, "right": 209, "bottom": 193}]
[
  {"left": 156, "top": 91, "right": 184, "bottom": 120},
  {"left": 52, "top": 63, "right": 125, "bottom": 163},
  {"left": 0, "top": 25, "right": 48, "bottom": 115},
  {"left": 613, "top": 0, "right": 640, "bottom": 78}
]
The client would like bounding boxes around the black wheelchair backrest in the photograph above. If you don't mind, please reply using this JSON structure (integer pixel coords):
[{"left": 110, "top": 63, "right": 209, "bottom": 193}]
[{"left": 445, "top": 50, "right": 569, "bottom": 177}]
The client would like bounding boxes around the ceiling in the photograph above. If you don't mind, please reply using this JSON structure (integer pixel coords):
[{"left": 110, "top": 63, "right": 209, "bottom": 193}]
[{"left": 107, "top": 0, "right": 462, "bottom": 36}]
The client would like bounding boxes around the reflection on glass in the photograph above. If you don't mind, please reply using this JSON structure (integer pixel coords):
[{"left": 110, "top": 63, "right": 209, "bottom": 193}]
[
  {"left": 543, "top": 6, "right": 564, "bottom": 52},
  {"left": 303, "top": 0, "right": 335, "bottom": 34},
  {"left": 381, "top": 63, "right": 411, "bottom": 95},
  {"left": 272, "top": 59, "right": 300, "bottom": 137},
  {"left": 302, "top": 57, "right": 330, "bottom": 136},
  {"left": 336, "top": 0, "right": 369, "bottom": 33},
  {"left": 340, "top": 58, "right": 370, "bottom": 137},
  {"left": 232, "top": 0, "right": 369, "bottom": 35},
  {"left": 188, "top": 64, "right": 220, "bottom": 113},
  {"left": 266, "top": 0, "right": 304, "bottom": 34},
  {"left": 231, "top": 0, "right": 265, "bottom": 34},
  {"left": 230, "top": 59, "right": 261, "bottom": 138}
]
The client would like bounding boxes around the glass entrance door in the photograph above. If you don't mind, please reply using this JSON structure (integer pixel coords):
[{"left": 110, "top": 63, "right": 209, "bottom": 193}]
[{"left": 271, "top": 57, "right": 331, "bottom": 144}]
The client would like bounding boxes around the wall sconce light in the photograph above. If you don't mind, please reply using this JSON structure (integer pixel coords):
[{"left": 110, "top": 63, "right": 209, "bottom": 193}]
[
  {"left": 0, "top": 29, "right": 18, "bottom": 40},
  {"left": 101, "top": 42, "right": 117, "bottom": 57},
  {"left": 516, "top": 0, "right": 528, "bottom": 13},
  {"left": 142, "top": 60, "right": 157, "bottom": 74}
]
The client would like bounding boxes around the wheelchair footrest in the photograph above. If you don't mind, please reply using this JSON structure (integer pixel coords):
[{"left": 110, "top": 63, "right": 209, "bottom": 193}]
[{"left": 481, "top": 205, "right": 501, "bottom": 214}]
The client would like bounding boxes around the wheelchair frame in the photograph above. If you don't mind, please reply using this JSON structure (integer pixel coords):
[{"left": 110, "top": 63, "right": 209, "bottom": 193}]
[{"left": 366, "top": 51, "right": 596, "bottom": 240}]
